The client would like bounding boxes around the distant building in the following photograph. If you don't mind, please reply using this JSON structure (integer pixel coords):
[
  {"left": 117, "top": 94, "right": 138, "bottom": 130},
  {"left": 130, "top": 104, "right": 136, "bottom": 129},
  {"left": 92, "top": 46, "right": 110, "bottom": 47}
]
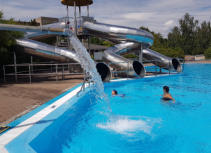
[
  {"left": 185, "top": 55, "right": 195, "bottom": 61},
  {"left": 195, "top": 55, "right": 205, "bottom": 61},
  {"left": 35, "top": 17, "right": 59, "bottom": 26},
  {"left": 185, "top": 55, "right": 205, "bottom": 61}
]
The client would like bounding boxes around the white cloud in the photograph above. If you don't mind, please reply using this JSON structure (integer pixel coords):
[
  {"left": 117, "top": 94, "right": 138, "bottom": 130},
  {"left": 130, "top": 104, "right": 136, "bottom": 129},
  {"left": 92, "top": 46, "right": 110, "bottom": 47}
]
[
  {"left": 164, "top": 20, "right": 174, "bottom": 27},
  {"left": 122, "top": 12, "right": 154, "bottom": 21}
]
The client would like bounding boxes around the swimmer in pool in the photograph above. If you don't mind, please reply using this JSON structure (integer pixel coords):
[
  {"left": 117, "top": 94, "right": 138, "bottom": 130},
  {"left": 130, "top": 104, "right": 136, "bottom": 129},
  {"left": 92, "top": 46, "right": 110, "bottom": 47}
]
[
  {"left": 112, "top": 90, "right": 125, "bottom": 97},
  {"left": 162, "top": 86, "right": 175, "bottom": 103}
]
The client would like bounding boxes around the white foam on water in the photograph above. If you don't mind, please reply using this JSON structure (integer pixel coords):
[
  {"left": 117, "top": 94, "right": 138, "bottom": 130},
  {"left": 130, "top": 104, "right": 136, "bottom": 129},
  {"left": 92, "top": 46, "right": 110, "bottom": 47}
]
[{"left": 97, "top": 117, "right": 159, "bottom": 136}]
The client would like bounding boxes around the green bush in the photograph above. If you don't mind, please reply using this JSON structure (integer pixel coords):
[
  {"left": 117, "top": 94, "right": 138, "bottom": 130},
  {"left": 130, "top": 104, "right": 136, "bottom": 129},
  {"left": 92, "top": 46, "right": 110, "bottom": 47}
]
[
  {"left": 204, "top": 47, "right": 211, "bottom": 59},
  {"left": 151, "top": 47, "right": 185, "bottom": 58},
  {"left": 102, "top": 40, "right": 113, "bottom": 47},
  {"left": 123, "top": 54, "right": 138, "bottom": 59}
]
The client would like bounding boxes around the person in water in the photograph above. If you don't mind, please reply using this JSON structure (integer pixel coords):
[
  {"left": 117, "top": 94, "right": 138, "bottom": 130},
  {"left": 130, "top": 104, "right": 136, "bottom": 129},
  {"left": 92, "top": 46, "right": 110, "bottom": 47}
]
[
  {"left": 162, "top": 86, "right": 175, "bottom": 102},
  {"left": 112, "top": 90, "right": 125, "bottom": 97},
  {"left": 112, "top": 90, "right": 118, "bottom": 96}
]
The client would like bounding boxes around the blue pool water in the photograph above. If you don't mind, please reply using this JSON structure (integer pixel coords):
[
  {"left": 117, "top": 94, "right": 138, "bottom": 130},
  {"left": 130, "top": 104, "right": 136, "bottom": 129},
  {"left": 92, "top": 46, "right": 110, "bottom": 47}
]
[{"left": 9, "top": 64, "right": 211, "bottom": 153}]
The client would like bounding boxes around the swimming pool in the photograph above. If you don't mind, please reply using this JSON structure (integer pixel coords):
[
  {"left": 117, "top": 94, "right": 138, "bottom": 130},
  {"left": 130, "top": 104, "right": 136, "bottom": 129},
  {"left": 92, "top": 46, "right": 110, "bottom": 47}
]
[{"left": 1, "top": 64, "right": 211, "bottom": 153}]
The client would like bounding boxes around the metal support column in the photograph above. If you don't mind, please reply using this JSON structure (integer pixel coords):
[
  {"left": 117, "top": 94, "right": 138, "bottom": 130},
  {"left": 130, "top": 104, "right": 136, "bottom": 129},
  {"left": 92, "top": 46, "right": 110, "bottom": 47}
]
[
  {"left": 14, "top": 52, "right": 17, "bottom": 82},
  {"left": 31, "top": 56, "right": 33, "bottom": 74},
  {"left": 62, "top": 65, "right": 64, "bottom": 80},
  {"left": 87, "top": 5, "right": 89, "bottom": 17},
  {"left": 79, "top": 6, "right": 82, "bottom": 26},
  {"left": 79, "top": 6, "right": 81, "bottom": 17},
  {"left": 29, "top": 64, "right": 31, "bottom": 84},
  {"left": 51, "top": 63, "right": 53, "bottom": 73},
  {"left": 88, "top": 36, "right": 91, "bottom": 55},
  {"left": 56, "top": 64, "right": 58, "bottom": 81},
  {"left": 3, "top": 65, "right": 6, "bottom": 82},
  {"left": 74, "top": 2, "right": 77, "bottom": 36},
  {"left": 66, "top": 5, "right": 69, "bottom": 29},
  {"left": 139, "top": 44, "right": 143, "bottom": 63},
  {"left": 68, "top": 64, "right": 70, "bottom": 73}
]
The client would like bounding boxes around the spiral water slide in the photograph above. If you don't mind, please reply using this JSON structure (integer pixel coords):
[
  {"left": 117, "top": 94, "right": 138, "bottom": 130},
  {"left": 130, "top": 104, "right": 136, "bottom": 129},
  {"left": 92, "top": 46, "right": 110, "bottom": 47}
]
[
  {"left": 82, "top": 19, "right": 182, "bottom": 73},
  {"left": 0, "top": 17, "right": 182, "bottom": 82}
]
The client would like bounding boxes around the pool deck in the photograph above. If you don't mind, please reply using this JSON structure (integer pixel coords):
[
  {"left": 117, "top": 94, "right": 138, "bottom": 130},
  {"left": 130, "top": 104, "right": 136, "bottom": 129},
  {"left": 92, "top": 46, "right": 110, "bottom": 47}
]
[{"left": 0, "top": 76, "right": 83, "bottom": 126}]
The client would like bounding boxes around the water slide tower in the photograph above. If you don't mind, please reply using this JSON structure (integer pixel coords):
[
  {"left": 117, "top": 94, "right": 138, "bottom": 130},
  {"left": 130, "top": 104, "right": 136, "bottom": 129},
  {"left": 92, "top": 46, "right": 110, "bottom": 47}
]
[{"left": 61, "top": 0, "right": 93, "bottom": 35}]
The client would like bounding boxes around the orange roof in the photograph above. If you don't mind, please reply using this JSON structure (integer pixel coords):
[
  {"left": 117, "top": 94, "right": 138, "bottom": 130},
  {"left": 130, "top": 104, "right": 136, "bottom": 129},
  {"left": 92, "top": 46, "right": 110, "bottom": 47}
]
[{"left": 61, "top": 0, "right": 93, "bottom": 6}]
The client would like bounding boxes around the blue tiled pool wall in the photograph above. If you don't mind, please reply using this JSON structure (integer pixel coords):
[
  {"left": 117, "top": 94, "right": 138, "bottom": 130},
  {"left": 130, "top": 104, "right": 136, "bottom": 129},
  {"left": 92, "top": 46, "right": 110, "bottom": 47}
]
[{"left": 29, "top": 91, "right": 97, "bottom": 153}]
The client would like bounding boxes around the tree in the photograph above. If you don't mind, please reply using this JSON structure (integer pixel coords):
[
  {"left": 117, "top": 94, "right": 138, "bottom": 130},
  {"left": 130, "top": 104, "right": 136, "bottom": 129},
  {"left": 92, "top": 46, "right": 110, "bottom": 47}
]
[
  {"left": 0, "top": 11, "right": 23, "bottom": 68},
  {"left": 140, "top": 26, "right": 184, "bottom": 58},
  {"left": 29, "top": 19, "right": 39, "bottom": 26},
  {"left": 0, "top": 11, "right": 3, "bottom": 19},
  {"left": 168, "top": 27, "right": 181, "bottom": 48},
  {"left": 90, "top": 36, "right": 113, "bottom": 47},
  {"left": 168, "top": 13, "right": 199, "bottom": 55},
  {"left": 140, "top": 26, "right": 167, "bottom": 48},
  {"left": 139, "top": 26, "right": 150, "bottom": 32},
  {"left": 204, "top": 42, "right": 211, "bottom": 59},
  {"left": 195, "top": 21, "right": 211, "bottom": 54},
  {"left": 168, "top": 13, "right": 211, "bottom": 56},
  {"left": 153, "top": 33, "right": 168, "bottom": 48},
  {"left": 204, "top": 47, "right": 211, "bottom": 59}
]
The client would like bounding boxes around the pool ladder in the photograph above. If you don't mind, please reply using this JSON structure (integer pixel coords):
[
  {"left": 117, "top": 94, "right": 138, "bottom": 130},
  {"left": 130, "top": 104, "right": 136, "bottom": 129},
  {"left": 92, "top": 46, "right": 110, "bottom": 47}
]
[{"left": 77, "top": 72, "right": 91, "bottom": 96}]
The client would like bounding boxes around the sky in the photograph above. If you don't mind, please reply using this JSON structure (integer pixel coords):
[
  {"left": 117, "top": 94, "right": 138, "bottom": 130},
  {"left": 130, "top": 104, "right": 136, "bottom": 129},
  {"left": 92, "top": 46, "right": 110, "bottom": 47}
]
[{"left": 1, "top": 0, "right": 211, "bottom": 37}]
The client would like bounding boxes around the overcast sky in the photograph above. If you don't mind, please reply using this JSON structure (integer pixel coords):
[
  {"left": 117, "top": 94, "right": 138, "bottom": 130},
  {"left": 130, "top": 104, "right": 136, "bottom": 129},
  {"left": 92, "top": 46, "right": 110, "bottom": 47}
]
[{"left": 1, "top": 0, "right": 211, "bottom": 37}]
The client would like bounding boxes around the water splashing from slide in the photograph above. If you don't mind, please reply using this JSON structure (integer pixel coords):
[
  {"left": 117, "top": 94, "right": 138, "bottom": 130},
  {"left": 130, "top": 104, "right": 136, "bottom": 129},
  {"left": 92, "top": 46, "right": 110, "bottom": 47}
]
[{"left": 67, "top": 31, "right": 107, "bottom": 101}]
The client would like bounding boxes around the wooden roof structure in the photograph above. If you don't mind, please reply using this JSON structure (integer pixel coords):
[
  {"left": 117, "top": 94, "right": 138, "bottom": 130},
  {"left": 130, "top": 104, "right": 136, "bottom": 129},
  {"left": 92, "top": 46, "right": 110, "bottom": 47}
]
[{"left": 61, "top": 0, "right": 93, "bottom": 6}]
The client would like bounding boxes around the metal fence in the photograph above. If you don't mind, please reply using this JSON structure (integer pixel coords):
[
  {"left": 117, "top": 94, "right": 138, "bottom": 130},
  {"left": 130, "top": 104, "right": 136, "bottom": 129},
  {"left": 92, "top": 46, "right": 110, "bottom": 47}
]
[
  {"left": 3, "top": 59, "right": 185, "bottom": 83},
  {"left": 3, "top": 63, "right": 83, "bottom": 83}
]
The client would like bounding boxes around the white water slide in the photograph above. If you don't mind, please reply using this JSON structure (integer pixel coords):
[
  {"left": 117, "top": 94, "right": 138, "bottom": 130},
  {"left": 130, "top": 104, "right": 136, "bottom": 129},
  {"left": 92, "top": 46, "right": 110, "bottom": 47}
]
[{"left": 0, "top": 17, "right": 182, "bottom": 81}]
